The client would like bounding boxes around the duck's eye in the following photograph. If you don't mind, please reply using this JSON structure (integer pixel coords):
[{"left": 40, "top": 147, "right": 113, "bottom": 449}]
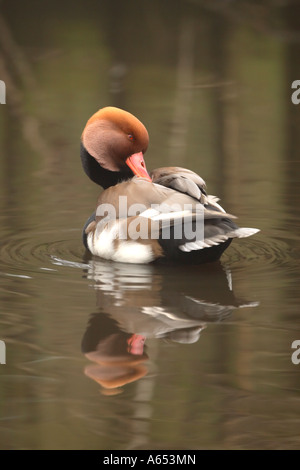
[{"left": 128, "top": 134, "right": 135, "bottom": 141}]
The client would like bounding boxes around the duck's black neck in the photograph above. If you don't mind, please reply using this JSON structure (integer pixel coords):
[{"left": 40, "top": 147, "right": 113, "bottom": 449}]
[{"left": 80, "top": 142, "right": 133, "bottom": 189}]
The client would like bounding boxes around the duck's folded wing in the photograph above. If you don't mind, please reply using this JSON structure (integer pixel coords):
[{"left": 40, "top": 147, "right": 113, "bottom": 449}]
[
  {"left": 85, "top": 178, "right": 259, "bottom": 263},
  {"left": 138, "top": 206, "right": 240, "bottom": 249},
  {"left": 150, "top": 167, "right": 207, "bottom": 201}
]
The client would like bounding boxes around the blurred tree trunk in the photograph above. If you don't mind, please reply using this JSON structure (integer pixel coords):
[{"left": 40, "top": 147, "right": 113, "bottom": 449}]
[
  {"left": 208, "top": 14, "right": 240, "bottom": 206},
  {"left": 168, "top": 16, "right": 195, "bottom": 166}
]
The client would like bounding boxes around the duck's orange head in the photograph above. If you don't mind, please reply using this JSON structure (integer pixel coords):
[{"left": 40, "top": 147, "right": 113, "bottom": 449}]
[{"left": 81, "top": 106, "right": 151, "bottom": 188}]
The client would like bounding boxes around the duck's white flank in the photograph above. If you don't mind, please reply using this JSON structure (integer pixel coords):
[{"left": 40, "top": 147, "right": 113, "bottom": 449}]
[
  {"left": 87, "top": 222, "right": 154, "bottom": 264},
  {"left": 114, "top": 242, "right": 154, "bottom": 264}
]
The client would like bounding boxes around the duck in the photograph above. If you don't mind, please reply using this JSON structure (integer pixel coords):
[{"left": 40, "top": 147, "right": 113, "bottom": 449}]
[{"left": 80, "top": 106, "right": 259, "bottom": 264}]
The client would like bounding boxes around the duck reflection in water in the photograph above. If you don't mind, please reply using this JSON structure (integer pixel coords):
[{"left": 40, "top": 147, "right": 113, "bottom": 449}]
[
  {"left": 82, "top": 314, "right": 149, "bottom": 396},
  {"left": 81, "top": 260, "right": 258, "bottom": 394}
]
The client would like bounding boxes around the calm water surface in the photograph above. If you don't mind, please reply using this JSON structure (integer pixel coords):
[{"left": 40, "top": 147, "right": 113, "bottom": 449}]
[{"left": 0, "top": 0, "right": 300, "bottom": 450}]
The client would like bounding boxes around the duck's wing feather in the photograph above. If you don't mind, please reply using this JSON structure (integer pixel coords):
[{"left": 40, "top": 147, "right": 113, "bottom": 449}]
[
  {"left": 150, "top": 167, "right": 207, "bottom": 202},
  {"left": 150, "top": 166, "right": 227, "bottom": 215},
  {"left": 85, "top": 178, "right": 259, "bottom": 263},
  {"left": 94, "top": 177, "right": 234, "bottom": 222},
  {"left": 91, "top": 178, "right": 236, "bottom": 241}
]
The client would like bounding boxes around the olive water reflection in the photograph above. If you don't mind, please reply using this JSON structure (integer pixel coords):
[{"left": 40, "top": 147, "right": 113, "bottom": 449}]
[{"left": 81, "top": 259, "right": 258, "bottom": 395}]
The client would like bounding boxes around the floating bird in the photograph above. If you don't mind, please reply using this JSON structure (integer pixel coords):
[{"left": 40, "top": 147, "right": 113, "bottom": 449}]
[{"left": 81, "top": 107, "right": 259, "bottom": 264}]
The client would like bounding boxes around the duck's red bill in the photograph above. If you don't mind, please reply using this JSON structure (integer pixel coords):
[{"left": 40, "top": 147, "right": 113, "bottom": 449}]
[{"left": 126, "top": 152, "right": 152, "bottom": 182}]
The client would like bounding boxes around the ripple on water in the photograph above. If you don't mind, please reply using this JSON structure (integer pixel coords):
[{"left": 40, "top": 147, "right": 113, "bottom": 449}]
[
  {"left": 0, "top": 229, "right": 85, "bottom": 278},
  {"left": 222, "top": 233, "right": 300, "bottom": 275},
  {"left": 0, "top": 229, "right": 298, "bottom": 280}
]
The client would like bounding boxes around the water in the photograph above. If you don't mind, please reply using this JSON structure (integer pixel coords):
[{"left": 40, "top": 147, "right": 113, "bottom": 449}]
[{"left": 0, "top": 0, "right": 300, "bottom": 450}]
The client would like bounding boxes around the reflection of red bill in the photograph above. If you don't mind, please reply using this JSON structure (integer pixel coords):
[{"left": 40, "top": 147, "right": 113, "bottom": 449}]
[{"left": 127, "top": 334, "right": 146, "bottom": 355}]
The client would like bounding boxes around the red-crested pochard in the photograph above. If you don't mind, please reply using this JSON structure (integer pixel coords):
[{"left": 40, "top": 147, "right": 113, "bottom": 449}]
[{"left": 80, "top": 107, "right": 259, "bottom": 264}]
